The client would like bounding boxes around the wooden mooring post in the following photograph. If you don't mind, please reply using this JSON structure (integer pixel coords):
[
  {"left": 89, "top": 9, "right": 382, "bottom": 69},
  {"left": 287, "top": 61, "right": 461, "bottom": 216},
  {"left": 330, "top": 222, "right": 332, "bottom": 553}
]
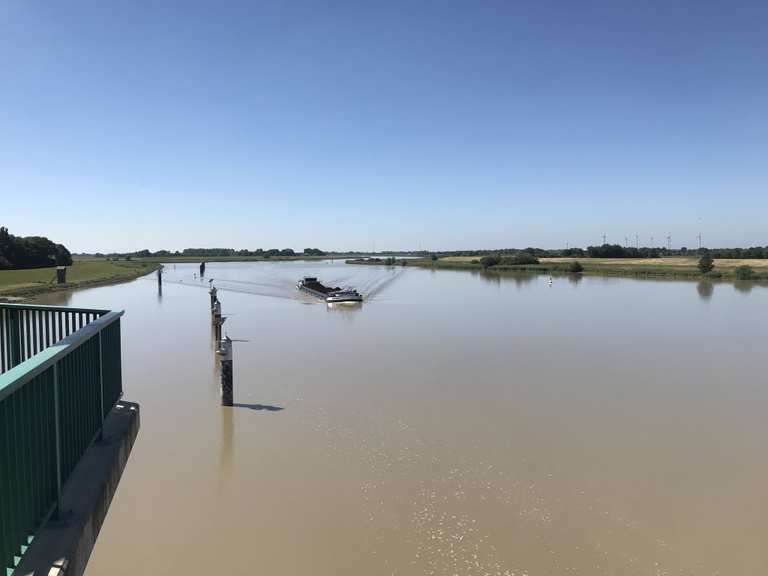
[
  {"left": 219, "top": 336, "right": 233, "bottom": 406},
  {"left": 209, "top": 293, "right": 233, "bottom": 405},
  {"left": 156, "top": 266, "right": 163, "bottom": 287},
  {"left": 212, "top": 299, "right": 221, "bottom": 324},
  {"left": 200, "top": 261, "right": 206, "bottom": 277},
  {"left": 212, "top": 300, "right": 225, "bottom": 342},
  {"left": 209, "top": 285, "right": 218, "bottom": 312}
]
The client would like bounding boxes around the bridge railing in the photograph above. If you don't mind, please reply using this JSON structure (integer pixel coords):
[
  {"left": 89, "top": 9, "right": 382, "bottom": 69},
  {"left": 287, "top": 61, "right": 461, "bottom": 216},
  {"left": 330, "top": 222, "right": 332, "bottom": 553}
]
[{"left": 0, "top": 304, "right": 124, "bottom": 575}]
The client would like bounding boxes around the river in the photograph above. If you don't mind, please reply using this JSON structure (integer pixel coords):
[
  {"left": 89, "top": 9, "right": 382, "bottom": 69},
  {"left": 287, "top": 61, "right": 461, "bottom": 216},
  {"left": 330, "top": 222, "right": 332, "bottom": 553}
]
[{"left": 36, "top": 260, "right": 768, "bottom": 575}]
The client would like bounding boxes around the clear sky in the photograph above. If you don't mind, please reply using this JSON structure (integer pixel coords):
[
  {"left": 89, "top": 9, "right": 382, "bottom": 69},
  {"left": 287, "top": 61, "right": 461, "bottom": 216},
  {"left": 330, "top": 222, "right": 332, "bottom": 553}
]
[{"left": 1, "top": 1, "right": 766, "bottom": 252}]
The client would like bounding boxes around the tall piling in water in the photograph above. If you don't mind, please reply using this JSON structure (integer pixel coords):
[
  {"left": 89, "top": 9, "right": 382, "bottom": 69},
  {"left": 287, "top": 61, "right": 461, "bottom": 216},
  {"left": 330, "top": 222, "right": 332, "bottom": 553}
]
[
  {"left": 157, "top": 266, "right": 163, "bottom": 287},
  {"left": 209, "top": 285, "right": 218, "bottom": 312},
  {"left": 219, "top": 336, "right": 233, "bottom": 406},
  {"left": 200, "top": 261, "right": 206, "bottom": 277},
  {"left": 212, "top": 299, "right": 223, "bottom": 342},
  {"left": 212, "top": 299, "right": 221, "bottom": 324}
]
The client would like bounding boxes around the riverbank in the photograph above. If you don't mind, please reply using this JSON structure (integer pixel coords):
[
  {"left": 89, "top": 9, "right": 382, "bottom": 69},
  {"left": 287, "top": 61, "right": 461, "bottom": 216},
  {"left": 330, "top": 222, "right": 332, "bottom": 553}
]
[
  {"left": 346, "top": 256, "right": 768, "bottom": 280},
  {"left": 76, "top": 254, "right": 367, "bottom": 264},
  {"left": 0, "top": 260, "right": 160, "bottom": 300}
]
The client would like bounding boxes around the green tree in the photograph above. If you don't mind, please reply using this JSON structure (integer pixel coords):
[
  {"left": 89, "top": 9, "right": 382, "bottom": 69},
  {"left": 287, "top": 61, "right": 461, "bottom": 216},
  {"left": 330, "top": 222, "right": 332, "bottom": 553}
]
[
  {"left": 698, "top": 254, "right": 714, "bottom": 274},
  {"left": 0, "top": 227, "right": 73, "bottom": 269}
]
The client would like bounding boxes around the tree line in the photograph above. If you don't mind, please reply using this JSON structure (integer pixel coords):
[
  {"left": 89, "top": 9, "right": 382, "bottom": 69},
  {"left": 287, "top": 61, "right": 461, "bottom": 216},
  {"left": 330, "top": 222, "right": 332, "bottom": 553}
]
[
  {"left": 73, "top": 244, "right": 768, "bottom": 262},
  {"left": 81, "top": 247, "right": 328, "bottom": 259},
  {"left": 0, "top": 227, "right": 73, "bottom": 270},
  {"left": 427, "top": 245, "right": 768, "bottom": 260},
  {"left": 584, "top": 244, "right": 768, "bottom": 259}
]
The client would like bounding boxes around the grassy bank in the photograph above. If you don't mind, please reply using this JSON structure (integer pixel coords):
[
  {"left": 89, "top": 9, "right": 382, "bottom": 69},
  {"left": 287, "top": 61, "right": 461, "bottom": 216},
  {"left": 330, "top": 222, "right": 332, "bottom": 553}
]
[
  {"left": 0, "top": 260, "right": 160, "bottom": 300},
  {"left": 347, "top": 256, "right": 768, "bottom": 280}
]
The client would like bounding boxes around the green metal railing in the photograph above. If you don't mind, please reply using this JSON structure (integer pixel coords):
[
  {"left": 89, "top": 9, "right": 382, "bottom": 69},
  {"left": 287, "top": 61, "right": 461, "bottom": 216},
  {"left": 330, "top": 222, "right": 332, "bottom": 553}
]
[{"left": 0, "top": 304, "right": 124, "bottom": 576}]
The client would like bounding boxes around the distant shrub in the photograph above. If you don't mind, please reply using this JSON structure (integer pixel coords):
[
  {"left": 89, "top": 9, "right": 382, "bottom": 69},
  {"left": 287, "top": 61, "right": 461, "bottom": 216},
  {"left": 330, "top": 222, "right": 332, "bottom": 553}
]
[
  {"left": 506, "top": 253, "right": 539, "bottom": 265},
  {"left": 569, "top": 261, "right": 584, "bottom": 273},
  {"left": 480, "top": 255, "right": 500, "bottom": 268},
  {"left": 430, "top": 254, "right": 438, "bottom": 261},
  {"left": 698, "top": 255, "right": 714, "bottom": 274},
  {"left": 735, "top": 265, "right": 754, "bottom": 280}
]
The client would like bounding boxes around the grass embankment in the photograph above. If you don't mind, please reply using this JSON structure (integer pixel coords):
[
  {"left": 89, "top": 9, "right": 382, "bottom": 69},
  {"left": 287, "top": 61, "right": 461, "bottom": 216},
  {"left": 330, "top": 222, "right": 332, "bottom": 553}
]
[
  {"left": 348, "top": 256, "right": 768, "bottom": 280},
  {"left": 0, "top": 260, "right": 160, "bottom": 299}
]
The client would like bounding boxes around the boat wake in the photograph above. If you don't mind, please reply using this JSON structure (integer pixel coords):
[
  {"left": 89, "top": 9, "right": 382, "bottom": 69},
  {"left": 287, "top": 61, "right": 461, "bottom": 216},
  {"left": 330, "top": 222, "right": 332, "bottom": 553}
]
[
  {"left": 356, "top": 269, "right": 407, "bottom": 300},
  {"left": 153, "top": 266, "right": 407, "bottom": 302}
]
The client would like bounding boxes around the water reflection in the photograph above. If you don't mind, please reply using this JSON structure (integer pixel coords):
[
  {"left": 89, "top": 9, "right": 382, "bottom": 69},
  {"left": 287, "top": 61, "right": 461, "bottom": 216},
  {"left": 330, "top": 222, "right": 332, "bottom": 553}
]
[
  {"left": 218, "top": 406, "right": 234, "bottom": 490},
  {"left": 466, "top": 269, "right": 538, "bottom": 288},
  {"left": 734, "top": 281, "right": 754, "bottom": 294},
  {"left": 326, "top": 302, "right": 363, "bottom": 318},
  {"left": 567, "top": 273, "right": 583, "bottom": 285},
  {"left": 697, "top": 281, "right": 714, "bottom": 300},
  {"left": 477, "top": 270, "right": 537, "bottom": 288},
  {"left": 33, "top": 290, "right": 73, "bottom": 306}
]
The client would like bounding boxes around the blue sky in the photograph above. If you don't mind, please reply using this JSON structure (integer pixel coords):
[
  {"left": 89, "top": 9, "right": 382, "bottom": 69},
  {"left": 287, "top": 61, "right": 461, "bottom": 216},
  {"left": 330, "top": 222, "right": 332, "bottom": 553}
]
[{"left": 1, "top": 1, "right": 766, "bottom": 252}]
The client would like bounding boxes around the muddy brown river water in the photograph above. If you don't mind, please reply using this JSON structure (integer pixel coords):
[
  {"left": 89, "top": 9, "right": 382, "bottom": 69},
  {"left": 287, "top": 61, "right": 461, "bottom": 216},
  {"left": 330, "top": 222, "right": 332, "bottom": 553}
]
[{"left": 37, "top": 261, "right": 768, "bottom": 575}]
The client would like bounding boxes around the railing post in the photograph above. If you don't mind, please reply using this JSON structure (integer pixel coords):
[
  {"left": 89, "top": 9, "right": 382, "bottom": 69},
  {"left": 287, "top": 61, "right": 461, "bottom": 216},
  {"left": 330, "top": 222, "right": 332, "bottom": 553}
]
[
  {"left": 9, "top": 309, "right": 21, "bottom": 368},
  {"left": 53, "top": 363, "right": 63, "bottom": 519},
  {"left": 98, "top": 332, "right": 105, "bottom": 442}
]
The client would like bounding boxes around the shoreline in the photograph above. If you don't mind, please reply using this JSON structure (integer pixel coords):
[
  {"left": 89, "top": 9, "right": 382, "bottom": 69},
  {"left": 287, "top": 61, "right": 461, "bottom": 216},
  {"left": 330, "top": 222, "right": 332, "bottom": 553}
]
[
  {"left": 76, "top": 254, "right": 371, "bottom": 264},
  {"left": 0, "top": 262, "right": 161, "bottom": 301},
  {"left": 346, "top": 257, "right": 768, "bottom": 282}
]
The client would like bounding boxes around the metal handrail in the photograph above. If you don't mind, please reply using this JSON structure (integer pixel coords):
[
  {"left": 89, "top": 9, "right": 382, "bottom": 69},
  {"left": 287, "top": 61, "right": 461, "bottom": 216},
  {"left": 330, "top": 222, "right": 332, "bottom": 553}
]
[
  {"left": 0, "top": 304, "right": 125, "bottom": 575},
  {"left": 0, "top": 311, "right": 123, "bottom": 402},
  {"left": 0, "top": 303, "right": 110, "bottom": 316}
]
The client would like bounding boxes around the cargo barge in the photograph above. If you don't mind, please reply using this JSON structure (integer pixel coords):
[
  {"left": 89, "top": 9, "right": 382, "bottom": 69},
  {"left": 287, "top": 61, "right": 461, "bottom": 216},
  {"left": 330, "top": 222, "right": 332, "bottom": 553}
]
[{"left": 297, "top": 277, "right": 363, "bottom": 303}]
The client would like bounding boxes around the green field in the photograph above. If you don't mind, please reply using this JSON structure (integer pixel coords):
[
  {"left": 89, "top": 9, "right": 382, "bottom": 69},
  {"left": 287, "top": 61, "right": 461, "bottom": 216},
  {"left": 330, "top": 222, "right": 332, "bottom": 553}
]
[{"left": 0, "top": 260, "right": 159, "bottom": 299}]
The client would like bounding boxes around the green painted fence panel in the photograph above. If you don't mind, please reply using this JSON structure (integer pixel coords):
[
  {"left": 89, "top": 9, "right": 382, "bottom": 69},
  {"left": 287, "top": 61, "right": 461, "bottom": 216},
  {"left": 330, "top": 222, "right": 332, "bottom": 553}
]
[{"left": 0, "top": 304, "right": 122, "bottom": 575}]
